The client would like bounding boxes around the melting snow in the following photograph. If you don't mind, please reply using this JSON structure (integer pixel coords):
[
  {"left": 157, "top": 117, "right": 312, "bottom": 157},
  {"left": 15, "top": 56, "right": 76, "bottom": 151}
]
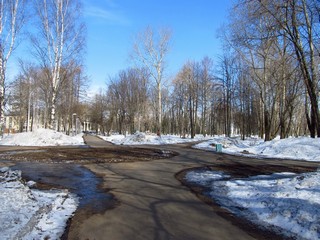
[
  {"left": 100, "top": 132, "right": 209, "bottom": 145},
  {"left": 0, "top": 128, "right": 84, "bottom": 146},
  {"left": 0, "top": 167, "right": 78, "bottom": 239},
  {"left": 194, "top": 136, "right": 320, "bottom": 162},
  {"left": 186, "top": 170, "right": 320, "bottom": 239}
]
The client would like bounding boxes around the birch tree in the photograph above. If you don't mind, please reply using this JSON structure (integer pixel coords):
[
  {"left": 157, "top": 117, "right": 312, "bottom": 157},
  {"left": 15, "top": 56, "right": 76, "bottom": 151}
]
[
  {"left": 131, "top": 27, "right": 171, "bottom": 135},
  {"left": 33, "top": 0, "right": 85, "bottom": 129},
  {"left": 0, "top": 0, "right": 25, "bottom": 133}
]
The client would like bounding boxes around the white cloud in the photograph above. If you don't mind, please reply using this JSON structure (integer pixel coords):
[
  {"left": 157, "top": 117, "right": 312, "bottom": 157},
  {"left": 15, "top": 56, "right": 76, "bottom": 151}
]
[{"left": 84, "top": 3, "right": 130, "bottom": 26}]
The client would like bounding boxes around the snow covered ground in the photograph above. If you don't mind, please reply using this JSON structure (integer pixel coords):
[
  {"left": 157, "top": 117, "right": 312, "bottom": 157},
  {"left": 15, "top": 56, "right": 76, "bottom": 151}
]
[
  {"left": 190, "top": 135, "right": 320, "bottom": 238},
  {"left": 194, "top": 136, "right": 320, "bottom": 162},
  {"left": 0, "top": 167, "right": 78, "bottom": 239},
  {"left": 100, "top": 132, "right": 210, "bottom": 145},
  {"left": 186, "top": 169, "right": 320, "bottom": 240},
  {"left": 102, "top": 133, "right": 320, "bottom": 162},
  {"left": 0, "top": 128, "right": 84, "bottom": 146}
]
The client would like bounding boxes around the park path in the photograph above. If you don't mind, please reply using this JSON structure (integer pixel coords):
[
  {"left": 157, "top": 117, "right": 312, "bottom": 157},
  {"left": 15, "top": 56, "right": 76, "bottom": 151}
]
[
  {"left": 83, "top": 134, "right": 114, "bottom": 148},
  {"left": 74, "top": 136, "right": 256, "bottom": 240},
  {"left": 74, "top": 135, "right": 318, "bottom": 240}
]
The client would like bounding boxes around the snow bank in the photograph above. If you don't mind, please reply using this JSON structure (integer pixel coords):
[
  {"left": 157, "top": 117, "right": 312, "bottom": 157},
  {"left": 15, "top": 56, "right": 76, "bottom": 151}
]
[
  {"left": 0, "top": 168, "right": 78, "bottom": 239},
  {"left": 100, "top": 132, "right": 209, "bottom": 145},
  {"left": 195, "top": 136, "right": 320, "bottom": 162},
  {"left": 104, "top": 133, "right": 320, "bottom": 162},
  {"left": 0, "top": 128, "right": 84, "bottom": 146},
  {"left": 0, "top": 167, "right": 78, "bottom": 240},
  {"left": 186, "top": 170, "right": 320, "bottom": 240},
  {"left": 102, "top": 133, "right": 320, "bottom": 162}
]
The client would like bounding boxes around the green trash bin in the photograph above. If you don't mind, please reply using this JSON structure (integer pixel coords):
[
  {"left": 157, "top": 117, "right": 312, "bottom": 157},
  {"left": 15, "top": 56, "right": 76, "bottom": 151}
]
[{"left": 216, "top": 143, "right": 222, "bottom": 152}]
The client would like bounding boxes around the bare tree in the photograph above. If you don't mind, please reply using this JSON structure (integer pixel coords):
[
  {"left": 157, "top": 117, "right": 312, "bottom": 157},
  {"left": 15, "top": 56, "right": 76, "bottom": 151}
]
[
  {"left": 32, "top": 0, "right": 85, "bottom": 130},
  {"left": 218, "top": 0, "right": 316, "bottom": 140},
  {"left": 89, "top": 90, "right": 107, "bottom": 134},
  {"left": 224, "top": 0, "right": 298, "bottom": 141},
  {"left": 8, "top": 74, "right": 28, "bottom": 132},
  {"left": 217, "top": 52, "right": 238, "bottom": 137},
  {"left": 172, "top": 69, "right": 189, "bottom": 138},
  {"left": 172, "top": 61, "right": 200, "bottom": 138},
  {"left": 234, "top": 61, "right": 258, "bottom": 140},
  {"left": 250, "top": 0, "right": 320, "bottom": 137},
  {"left": 105, "top": 68, "right": 150, "bottom": 134},
  {"left": 199, "top": 57, "right": 214, "bottom": 137},
  {"left": 283, "top": 0, "right": 320, "bottom": 138},
  {"left": 0, "top": 0, "right": 25, "bottom": 133},
  {"left": 56, "top": 62, "right": 87, "bottom": 133},
  {"left": 131, "top": 26, "right": 171, "bottom": 135}
]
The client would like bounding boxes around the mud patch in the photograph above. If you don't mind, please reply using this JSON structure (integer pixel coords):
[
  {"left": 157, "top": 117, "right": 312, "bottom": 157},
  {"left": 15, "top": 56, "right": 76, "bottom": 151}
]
[{"left": 1, "top": 147, "right": 177, "bottom": 163}]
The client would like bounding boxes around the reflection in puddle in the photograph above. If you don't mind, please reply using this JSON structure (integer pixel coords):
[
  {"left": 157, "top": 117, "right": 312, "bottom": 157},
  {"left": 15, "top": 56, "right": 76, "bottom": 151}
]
[{"left": 12, "top": 162, "right": 113, "bottom": 212}]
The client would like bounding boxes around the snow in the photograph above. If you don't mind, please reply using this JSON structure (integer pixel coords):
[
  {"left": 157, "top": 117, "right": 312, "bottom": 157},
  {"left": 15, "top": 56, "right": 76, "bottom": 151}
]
[
  {"left": 194, "top": 136, "right": 320, "bottom": 162},
  {"left": 103, "top": 133, "right": 320, "bottom": 162},
  {"left": 185, "top": 170, "right": 230, "bottom": 185},
  {"left": 0, "top": 167, "right": 78, "bottom": 239},
  {"left": 186, "top": 169, "right": 320, "bottom": 240},
  {"left": 0, "top": 128, "right": 84, "bottom": 146},
  {"left": 100, "top": 132, "right": 210, "bottom": 145}
]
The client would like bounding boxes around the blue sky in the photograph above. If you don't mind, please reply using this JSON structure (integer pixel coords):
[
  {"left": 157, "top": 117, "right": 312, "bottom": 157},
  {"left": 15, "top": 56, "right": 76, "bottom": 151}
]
[
  {"left": 83, "top": 0, "right": 232, "bottom": 90},
  {"left": 6, "top": 1, "right": 231, "bottom": 91}
]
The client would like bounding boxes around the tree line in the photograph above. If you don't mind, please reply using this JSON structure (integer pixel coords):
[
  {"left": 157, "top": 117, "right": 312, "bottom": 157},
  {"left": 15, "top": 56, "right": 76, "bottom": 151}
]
[
  {"left": 222, "top": 0, "right": 320, "bottom": 140},
  {"left": 90, "top": 0, "right": 319, "bottom": 141},
  {"left": 5, "top": 0, "right": 320, "bottom": 141}
]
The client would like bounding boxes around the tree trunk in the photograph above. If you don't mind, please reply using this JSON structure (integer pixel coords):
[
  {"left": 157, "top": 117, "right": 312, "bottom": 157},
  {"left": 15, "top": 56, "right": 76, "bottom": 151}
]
[
  {"left": 157, "top": 82, "right": 162, "bottom": 135},
  {"left": 189, "top": 96, "right": 194, "bottom": 139},
  {"left": 0, "top": 68, "right": 4, "bottom": 134},
  {"left": 51, "top": 90, "right": 57, "bottom": 130},
  {"left": 264, "top": 109, "right": 271, "bottom": 141}
]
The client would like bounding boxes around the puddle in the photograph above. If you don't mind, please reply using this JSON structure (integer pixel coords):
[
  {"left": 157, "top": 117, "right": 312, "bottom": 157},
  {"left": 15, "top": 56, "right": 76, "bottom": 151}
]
[
  {"left": 0, "top": 150, "right": 46, "bottom": 155},
  {"left": 12, "top": 162, "right": 114, "bottom": 213}
]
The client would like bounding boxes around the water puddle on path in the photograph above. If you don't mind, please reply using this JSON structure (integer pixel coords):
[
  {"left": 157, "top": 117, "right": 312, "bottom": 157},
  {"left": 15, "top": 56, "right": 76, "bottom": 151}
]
[{"left": 12, "top": 162, "right": 114, "bottom": 213}]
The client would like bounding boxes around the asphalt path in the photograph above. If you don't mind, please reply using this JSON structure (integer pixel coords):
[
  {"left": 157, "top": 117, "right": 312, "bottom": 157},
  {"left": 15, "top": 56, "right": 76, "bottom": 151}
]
[
  {"left": 83, "top": 134, "right": 115, "bottom": 148},
  {"left": 67, "top": 135, "right": 319, "bottom": 240}
]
